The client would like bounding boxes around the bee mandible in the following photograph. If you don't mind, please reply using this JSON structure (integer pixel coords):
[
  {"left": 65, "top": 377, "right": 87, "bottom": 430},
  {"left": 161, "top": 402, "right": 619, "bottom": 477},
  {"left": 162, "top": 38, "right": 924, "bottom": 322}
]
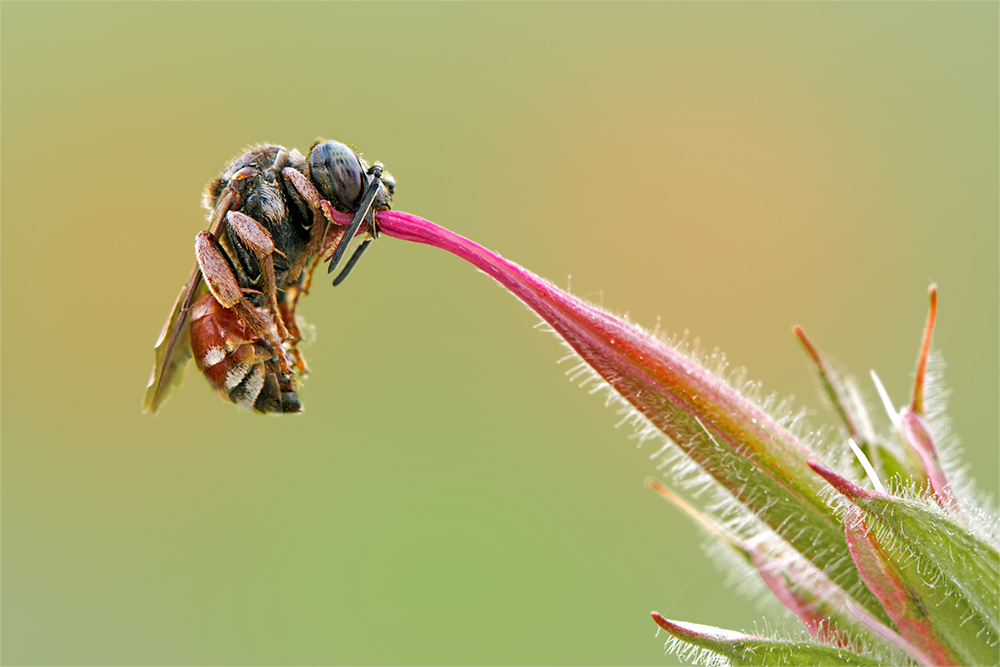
[{"left": 142, "top": 139, "right": 394, "bottom": 414}]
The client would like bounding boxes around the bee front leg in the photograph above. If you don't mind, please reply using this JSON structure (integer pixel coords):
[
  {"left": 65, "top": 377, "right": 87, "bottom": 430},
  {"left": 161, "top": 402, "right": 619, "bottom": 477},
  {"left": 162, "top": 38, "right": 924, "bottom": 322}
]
[
  {"left": 223, "top": 211, "right": 290, "bottom": 342},
  {"left": 281, "top": 167, "right": 332, "bottom": 294}
]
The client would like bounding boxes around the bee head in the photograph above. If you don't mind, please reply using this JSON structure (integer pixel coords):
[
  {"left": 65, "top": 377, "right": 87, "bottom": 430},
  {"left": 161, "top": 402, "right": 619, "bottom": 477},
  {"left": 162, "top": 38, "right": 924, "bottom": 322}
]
[{"left": 307, "top": 140, "right": 365, "bottom": 211}]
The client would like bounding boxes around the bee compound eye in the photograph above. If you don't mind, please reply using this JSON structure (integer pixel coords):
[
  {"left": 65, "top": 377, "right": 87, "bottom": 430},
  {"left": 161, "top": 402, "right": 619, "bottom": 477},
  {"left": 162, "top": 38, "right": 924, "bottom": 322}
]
[{"left": 308, "top": 140, "right": 364, "bottom": 208}]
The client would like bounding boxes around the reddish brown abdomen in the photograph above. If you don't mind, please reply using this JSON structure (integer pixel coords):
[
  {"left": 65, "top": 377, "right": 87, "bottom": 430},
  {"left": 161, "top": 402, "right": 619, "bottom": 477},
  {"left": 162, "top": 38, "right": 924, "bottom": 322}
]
[{"left": 190, "top": 294, "right": 301, "bottom": 414}]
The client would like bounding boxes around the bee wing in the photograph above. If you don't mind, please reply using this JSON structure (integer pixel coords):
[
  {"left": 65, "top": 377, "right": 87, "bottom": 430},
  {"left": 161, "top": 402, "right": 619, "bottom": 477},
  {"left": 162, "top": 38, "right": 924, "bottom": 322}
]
[
  {"left": 142, "top": 180, "right": 243, "bottom": 414},
  {"left": 141, "top": 266, "right": 205, "bottom": 414}
]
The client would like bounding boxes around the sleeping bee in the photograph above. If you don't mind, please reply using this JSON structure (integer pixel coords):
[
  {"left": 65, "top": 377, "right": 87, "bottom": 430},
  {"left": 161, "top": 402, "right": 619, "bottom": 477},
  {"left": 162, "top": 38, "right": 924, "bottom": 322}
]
[{"left": 142, "top": 140, "right": 394, "bottom": 414}]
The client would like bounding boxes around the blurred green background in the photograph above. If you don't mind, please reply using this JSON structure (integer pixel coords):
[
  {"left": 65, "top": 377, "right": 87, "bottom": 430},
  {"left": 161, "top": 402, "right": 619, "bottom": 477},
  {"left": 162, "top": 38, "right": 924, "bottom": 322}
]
[{"left": 2, "top": 3, "right": 996, "bottom": 665}]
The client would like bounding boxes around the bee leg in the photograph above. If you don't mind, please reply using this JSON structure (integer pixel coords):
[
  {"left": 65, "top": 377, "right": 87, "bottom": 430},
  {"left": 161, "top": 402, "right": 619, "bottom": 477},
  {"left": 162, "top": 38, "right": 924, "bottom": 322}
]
[
  {"left": 204, "top": 165, "right": 256, "bottom": 235},
  {"left": 278, "top": 292, "right": 310, "bottom": 377},
  {"left": 224, "top": 211, "right": 290, "bottom": 342},
  {"left": 195, "top": 231, "right": 281, "bottom": 356},
  {"left": 281, "top": 166, "right": 330, "bottom": 289},
  {"left": 265, "top": 147, "right": 290, "bottom": 177}
]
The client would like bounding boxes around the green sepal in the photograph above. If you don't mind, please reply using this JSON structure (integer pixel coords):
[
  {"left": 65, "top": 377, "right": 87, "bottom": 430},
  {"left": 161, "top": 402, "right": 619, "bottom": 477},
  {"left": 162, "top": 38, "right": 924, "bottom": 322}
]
[
  {"left": 854, "top": 498, "right": 997, "bottom": 665},
  {"left": 812, "top": 462, "right": 999, "bottom": 666},
  {"left": 650, "top": 614, "right": 885, "bottom": 666},
  {"left": 647, "top": 480, "right": 899, "bottom": 654},
  {"left": 793, "top": 327, "right": 918, "bottom": 485},
  {"left": 871, "top": 445, "right": 911, "bottom": 492}
]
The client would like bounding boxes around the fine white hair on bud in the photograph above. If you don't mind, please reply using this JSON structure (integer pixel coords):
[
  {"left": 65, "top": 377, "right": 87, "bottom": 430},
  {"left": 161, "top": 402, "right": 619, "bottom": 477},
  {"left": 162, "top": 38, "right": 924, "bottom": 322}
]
[{"left": 368, "top": 207, "right": 998, "bottom": 667}]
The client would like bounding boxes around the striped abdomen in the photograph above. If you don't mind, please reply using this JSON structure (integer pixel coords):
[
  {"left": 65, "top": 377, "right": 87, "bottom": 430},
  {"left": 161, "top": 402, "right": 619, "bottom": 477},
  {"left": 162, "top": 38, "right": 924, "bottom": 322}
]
[{"left": 190, "top": 293, "right": 302, "bottom": 414}]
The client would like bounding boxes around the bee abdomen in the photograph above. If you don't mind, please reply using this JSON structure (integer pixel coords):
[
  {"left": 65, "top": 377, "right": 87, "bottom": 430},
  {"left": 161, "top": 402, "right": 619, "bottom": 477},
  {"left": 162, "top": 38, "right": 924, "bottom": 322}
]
[
  {"left": 245, "top": 369, "right": 301, "bottom": 414},
  {"left": 190, "top": 294, "right": 302, "bottom": 414}
]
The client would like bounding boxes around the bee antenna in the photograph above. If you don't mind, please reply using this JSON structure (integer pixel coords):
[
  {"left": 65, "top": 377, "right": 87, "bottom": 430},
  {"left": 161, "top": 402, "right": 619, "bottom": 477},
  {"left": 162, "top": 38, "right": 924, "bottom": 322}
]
[
  {"left": 326, "top": 170, "right": 382, "bottom": 275},
  {"left": 332, "top": 239, "right": 372, "bottom": 286}
]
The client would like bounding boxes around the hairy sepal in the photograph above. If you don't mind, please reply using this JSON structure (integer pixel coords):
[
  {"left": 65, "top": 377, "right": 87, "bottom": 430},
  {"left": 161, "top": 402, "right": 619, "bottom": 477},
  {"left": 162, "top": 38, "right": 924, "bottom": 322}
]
[
  {"left": 648, "top": 479, "right": 901, "bottom": 655},
  {"left": 811, "top": 462, "right": 1000, "bottom": 666},
  {"left": 794, "top": 327, "right": 912, "bottom": 485},
  {"left": 650, "top": 613, "right": 884, "bottom": 666}
]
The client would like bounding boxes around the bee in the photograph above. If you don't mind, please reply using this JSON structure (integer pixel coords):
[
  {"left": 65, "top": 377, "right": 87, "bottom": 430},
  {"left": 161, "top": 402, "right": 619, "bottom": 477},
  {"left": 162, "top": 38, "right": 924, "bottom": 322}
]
[{"left": 142, "top": 140, "right": 394, "bottom": 414}]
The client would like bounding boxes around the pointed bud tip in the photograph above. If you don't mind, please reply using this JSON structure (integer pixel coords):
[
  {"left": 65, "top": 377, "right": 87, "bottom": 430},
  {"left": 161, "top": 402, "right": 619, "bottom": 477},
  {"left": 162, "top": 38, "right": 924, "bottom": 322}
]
[
  {"left": 808, "top": 458, "right": 873, "bottom": 501},
  {"left": 793, "top": 325, "right": 824, "bottom": 366},
  {"left": 649, "top": 611, "right": 686, "bottom": 634},
  {"left": 911, "top": 284, "right": 938, "bottom": 414},
  {"left": 650, "top": 615, "right": 752, "bottom": 643}
]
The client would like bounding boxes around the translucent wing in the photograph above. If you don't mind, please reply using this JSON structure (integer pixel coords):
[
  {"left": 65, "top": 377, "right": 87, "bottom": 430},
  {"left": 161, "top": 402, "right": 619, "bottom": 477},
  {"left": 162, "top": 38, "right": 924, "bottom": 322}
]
[
  {"left": 142, "top": 184, "right": 245, "bottom": 414},
  {"left": 141, "top": 267, "right": 204, "bottom": 414}
]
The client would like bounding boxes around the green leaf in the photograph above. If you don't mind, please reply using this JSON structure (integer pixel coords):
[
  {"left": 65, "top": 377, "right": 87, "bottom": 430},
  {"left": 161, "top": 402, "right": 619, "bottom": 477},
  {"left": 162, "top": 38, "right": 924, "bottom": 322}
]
[{"left": 650, "top": 613, "right": 885, "bottom": 666}]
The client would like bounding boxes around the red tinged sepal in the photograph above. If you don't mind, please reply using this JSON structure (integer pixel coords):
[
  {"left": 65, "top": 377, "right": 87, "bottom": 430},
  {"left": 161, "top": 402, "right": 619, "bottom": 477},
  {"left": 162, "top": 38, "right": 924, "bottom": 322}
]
[
  {"left": 808, "top": 459, "right": 876, "bottom": 504},
  {"left": 910, "top": 285, "right": 937, "bottom": 417},
  {"left": 647, "top": 479, "right": 899, "bottom": 653},
  {"left": 895, "top": 285, "right": 958, "bottom": 514},
  {"left": 866, "top": 286, "right": 956, "bottom": 513},
  {"left": 650, "top": 613, "right": 884, "bottom": 666},
  {"left": 809, "top": 460, "right": 999, "bottom": 666},
  {"left": 898, "top": 407, "right": 956, "bottom": 513},
  {"left": 793, "top": 325, "right": 868, "bottom": 448},
  {"left": 794, "top": 326, "right": 912, "bottom": 487}
]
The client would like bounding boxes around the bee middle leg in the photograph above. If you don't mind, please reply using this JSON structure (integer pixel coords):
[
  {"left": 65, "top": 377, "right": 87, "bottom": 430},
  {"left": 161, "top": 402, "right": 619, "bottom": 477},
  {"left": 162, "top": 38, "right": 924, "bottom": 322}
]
[
  {"left": 194, "top": 231, "right": 287, "bottom": 371},
  {"left": 223, "top": 210, "right": 290, "bottom": 341},
  {"left": 277, "top": 285, "right": 310, "bottom": 377}
]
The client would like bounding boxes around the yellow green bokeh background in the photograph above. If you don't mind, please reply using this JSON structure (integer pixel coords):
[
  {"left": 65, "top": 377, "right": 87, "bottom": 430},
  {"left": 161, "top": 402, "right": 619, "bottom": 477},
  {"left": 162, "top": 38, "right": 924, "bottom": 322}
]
[{"left": 2, "top": 3, "right": 996, "bottom": 665}]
